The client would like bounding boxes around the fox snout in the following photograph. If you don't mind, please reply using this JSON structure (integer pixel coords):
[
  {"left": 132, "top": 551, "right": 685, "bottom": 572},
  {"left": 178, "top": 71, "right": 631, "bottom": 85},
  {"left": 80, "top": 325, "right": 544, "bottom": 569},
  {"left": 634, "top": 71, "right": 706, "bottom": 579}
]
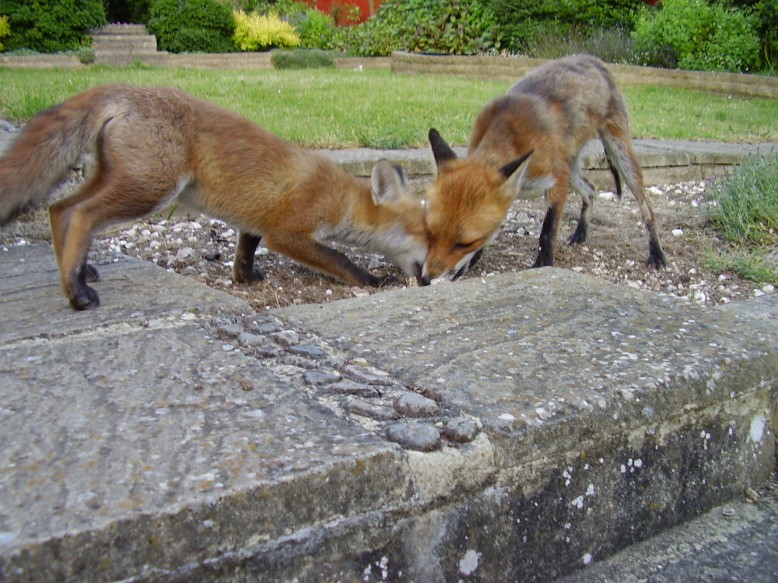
[{"left": 420, "top": 247, "right": 479, "bottom": 286}]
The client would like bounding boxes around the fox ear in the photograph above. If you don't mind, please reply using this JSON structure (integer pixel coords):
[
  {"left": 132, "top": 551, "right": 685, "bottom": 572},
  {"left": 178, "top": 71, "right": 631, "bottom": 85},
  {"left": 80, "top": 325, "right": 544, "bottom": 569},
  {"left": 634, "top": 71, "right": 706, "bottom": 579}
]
[
  {"left": 371, "top": 159, "right": 407, "bottom": 205},
  {"left": 428, "top": 128, "right": 458, "bottom": 168},
  {"left": 499, "top": 150, "right": 533, "bottom": 199}
]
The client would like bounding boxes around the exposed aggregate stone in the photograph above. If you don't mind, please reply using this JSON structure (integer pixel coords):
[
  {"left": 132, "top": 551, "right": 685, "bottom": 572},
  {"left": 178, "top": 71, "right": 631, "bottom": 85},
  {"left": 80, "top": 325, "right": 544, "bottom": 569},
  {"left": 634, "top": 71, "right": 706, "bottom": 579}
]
[{"left": 205, "top": 314, "right": 481, "bottom": 451}]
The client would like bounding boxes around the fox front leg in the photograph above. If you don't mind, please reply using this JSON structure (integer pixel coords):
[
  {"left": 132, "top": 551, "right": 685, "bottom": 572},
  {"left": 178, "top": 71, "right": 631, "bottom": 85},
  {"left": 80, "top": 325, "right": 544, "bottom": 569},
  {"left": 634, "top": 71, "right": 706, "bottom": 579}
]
[{"left": 233, "top": 231, "right": 266, "bottom": 284}]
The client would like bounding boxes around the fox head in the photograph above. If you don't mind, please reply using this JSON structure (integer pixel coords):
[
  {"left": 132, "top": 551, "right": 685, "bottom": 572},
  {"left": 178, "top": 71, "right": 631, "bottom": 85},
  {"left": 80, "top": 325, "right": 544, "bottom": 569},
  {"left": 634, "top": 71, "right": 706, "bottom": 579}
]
[
  {"left": 421, "top": 128, "right": 532, "bottom": 285},
  {"left": 366, "top": 160, "right": 429, "bottom": 283}
]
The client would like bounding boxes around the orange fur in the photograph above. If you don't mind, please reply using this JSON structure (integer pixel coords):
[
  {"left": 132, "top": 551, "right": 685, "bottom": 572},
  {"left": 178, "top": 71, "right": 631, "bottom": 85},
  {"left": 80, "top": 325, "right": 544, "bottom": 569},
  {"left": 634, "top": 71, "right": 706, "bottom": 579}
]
[
  {"left": 423, "top": 54, "right": 666, "bottom": 283},
  {"left": 0, "top": 85, "right": 428, "bottom": 310}
]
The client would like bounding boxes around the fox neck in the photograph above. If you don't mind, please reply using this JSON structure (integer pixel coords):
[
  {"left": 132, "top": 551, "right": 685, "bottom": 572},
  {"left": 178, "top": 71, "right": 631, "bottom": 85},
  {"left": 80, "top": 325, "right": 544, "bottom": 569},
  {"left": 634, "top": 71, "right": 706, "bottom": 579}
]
[{"left": 330, "top": 183, "right": 409, "bottom": 251}]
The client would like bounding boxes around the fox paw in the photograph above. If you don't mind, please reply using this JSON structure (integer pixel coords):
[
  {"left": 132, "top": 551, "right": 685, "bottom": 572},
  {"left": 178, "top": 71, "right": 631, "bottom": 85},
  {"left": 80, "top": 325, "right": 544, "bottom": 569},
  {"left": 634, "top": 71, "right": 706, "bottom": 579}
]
[
  {"left": 377, "top": 273, "right": 401, "bottom": 287},
  {"left": 235, "top": 268, "right": 265, "bottom": 284},
  {"left": 69, "top": 285, "right": 100, "bottom": 311},
  {"left": 532, "top": 251, "right": 554, "bottom": 268},
  {"left": 647, "top": 252, "right": 667, "bottom": 270},
  {"left": 647, "top": 241, "right": 667, "bottom": 270},
  {"left": 568, "top": 223, "right": 588, "bottom": 245}
]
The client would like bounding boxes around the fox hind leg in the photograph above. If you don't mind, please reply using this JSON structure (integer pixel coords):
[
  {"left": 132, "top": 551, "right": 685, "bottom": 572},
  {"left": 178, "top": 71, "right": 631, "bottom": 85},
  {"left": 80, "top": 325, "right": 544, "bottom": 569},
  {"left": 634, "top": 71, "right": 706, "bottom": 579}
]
[
  {"left": 49, "top": 197, "right": 101, "bottom": 310},
  {"left": 601, "top": 129, "right": 666, "bottom": 269}
]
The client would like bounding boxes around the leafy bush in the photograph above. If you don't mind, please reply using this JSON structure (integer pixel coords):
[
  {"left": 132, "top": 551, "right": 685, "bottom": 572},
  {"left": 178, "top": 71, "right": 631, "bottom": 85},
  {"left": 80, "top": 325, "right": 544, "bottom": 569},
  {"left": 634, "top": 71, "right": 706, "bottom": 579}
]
[
  {"left": 729, "top": 0, "right": 778, "bottom": 72},
  {"left": 147, "top": 0, "right": 235, "bottom": 53},
  {"left": 103, "top": 0, "right": 151, "bottom": 23},
  {"left": 76, "top": 46, "right": 96, "bottom": 64},
  {"left": 334, "top": 0, "right": 501, "bottom": 56},
  {"left": 632, "top": 0, "right": 761, "bottom": 72},
  {"left": 527, "top": 26, "right": 639, "bottom": 63},
  {"left": 289, "top": 7, "right": 335, "bottom": 49},
  {"left": 271, "top": 48, "right": 334, "bottom": 69},
  {"left": 233, "top": 10, "right": 300, "bottom": 51},
  {"left": 487, "top": 0, "right": 644, "bottom": 53},
  {"left": 0, "top": 0, "right": 106, "bottom": 53},
  {"left": 0, "top": 15, "right": 9, "bottom": 51}
]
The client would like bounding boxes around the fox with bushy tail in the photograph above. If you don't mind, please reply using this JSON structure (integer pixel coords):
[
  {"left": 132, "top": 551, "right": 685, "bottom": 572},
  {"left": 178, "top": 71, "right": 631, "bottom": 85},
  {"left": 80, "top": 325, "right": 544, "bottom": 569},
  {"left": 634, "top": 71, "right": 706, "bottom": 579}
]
[
  {"left": 0, "top": 84, "right": 429, "bottom": 310},
  {"left": 422, "top": 54, "right": 666, "bottom": 284}
]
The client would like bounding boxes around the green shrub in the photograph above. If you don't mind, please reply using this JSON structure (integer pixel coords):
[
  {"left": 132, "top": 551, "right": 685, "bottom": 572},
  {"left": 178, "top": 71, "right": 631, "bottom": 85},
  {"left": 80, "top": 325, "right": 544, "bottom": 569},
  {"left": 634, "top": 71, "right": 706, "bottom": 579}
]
[
  {"left": 487, "top": 0, "right": 644, "bottom": 53},
  {"left": 76, "top": 46, "right": 96, "bottom": 64},
  {"left": 728, "top": 0, "right": 778, "bottom": 72},
  {"left": 290, "top": 8, "right": 335, "bottom": 49},
  {"left": 334, "top": 0, "right": 501, "bottom": 56},
  {"left": 103, "top": 0, "right": 151, "bottom": 23},
  {"left": 147, "top": 0, "right": 235, "bottom": 53},
  {"left": 527, "top": 26, "right": 640, "bottom": 63},
  {"left": 0, "top": 15, "right": 9, "bottom": 51},
  {"left": 0, "top": 0, "right": 106, "bottom": 53},
  {"left": 271, "top": 48, "right": 335, "bottom": 69},
  {"left": 632, "top": 0, "right": 761, "bottom": 72},
  {"left": 233, "top": 10, "right": 300, "bottom": 51}
]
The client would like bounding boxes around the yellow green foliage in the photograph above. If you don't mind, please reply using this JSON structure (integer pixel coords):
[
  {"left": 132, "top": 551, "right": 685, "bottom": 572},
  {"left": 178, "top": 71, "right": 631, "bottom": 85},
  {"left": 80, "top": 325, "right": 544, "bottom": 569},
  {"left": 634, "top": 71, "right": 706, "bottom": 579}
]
[
  {"left": 233, "top": 10, "right": 300, "bottom": 51},
  {"left": 0, "top": 15, "right": 10, "bottom": 51}
]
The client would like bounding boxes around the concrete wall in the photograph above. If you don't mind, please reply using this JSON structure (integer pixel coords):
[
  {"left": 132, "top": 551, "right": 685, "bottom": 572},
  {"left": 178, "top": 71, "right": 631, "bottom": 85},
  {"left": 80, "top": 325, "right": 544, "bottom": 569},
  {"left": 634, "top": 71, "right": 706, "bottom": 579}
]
[{"left": 391, "top": 52, "right": 778, "bottom": 99}]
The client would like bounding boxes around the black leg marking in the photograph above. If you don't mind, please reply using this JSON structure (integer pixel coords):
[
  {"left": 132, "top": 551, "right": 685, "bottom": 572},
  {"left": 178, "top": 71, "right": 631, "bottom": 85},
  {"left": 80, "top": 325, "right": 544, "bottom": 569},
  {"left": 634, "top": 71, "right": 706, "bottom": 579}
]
[
  {"left": 234, "top": 232, "right": 265, "bottom": 284},
  {"left": 533, "top": 207, "right": 558, "bottom": 268}
]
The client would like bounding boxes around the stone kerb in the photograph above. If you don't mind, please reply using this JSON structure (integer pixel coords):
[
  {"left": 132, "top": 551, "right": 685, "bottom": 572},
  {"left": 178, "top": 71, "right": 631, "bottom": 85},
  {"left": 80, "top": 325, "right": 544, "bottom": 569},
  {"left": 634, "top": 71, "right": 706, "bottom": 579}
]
[{"left": 391, "top": 51, "right": 778, "bottom": 99}]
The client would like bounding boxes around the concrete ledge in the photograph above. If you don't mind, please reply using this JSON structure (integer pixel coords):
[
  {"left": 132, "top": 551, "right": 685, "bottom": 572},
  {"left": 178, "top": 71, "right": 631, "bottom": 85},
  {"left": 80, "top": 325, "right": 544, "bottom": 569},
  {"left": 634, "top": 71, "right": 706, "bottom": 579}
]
[
  {"left": 323, "top": 140, "right": 778, "bottom": 189},
  {"left": 1, "top": 245, "right": 775, "bottom": 581}
]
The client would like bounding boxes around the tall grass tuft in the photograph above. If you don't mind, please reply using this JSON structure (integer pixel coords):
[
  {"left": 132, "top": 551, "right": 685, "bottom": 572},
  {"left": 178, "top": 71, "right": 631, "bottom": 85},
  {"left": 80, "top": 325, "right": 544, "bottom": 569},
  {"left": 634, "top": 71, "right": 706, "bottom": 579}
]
[
  {"left": 708, "top": 153, "right": 778, "bottom": 247},
  {"left": 705, "top": 152, "right": 778, "bottom": 284}
]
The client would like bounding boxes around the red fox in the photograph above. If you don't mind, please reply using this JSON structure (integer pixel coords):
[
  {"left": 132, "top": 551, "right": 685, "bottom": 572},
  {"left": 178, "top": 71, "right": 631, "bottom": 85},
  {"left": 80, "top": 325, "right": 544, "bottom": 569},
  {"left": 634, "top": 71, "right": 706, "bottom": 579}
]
[
  {"left": 0, "top": 84, "right": 428, "bottom": 310},
  {"left": 422, "top": 54, "right": 666, "bottom": 284}
]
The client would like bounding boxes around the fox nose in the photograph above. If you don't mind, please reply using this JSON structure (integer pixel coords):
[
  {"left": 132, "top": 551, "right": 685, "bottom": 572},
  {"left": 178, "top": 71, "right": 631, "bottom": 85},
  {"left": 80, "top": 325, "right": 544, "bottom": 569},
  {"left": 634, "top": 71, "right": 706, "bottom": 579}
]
[{"left": 421, "top": 275, "right": 432, "bottom": 286}]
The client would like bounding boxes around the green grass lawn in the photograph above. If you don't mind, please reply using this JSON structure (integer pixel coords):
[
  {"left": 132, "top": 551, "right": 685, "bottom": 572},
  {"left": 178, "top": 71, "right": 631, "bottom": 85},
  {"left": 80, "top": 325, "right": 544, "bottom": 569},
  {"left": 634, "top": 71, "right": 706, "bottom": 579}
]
[{"left": 1, "top": 66, "right": 776, "bottom": 148}]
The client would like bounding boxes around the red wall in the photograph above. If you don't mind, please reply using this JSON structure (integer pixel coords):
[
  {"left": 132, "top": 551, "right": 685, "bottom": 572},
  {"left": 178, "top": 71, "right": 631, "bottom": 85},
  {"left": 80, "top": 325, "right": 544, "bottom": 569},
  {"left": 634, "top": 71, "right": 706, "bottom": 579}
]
[{"left": 299, "top": 0, "right": 385, "bottom": 24}]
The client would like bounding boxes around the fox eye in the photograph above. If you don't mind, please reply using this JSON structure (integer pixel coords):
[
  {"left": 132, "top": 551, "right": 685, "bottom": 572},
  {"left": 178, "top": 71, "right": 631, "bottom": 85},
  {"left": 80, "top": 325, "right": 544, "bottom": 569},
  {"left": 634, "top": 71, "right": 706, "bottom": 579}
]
[{"left": 455, "top": 241, "right": 478, "bottom": 251}]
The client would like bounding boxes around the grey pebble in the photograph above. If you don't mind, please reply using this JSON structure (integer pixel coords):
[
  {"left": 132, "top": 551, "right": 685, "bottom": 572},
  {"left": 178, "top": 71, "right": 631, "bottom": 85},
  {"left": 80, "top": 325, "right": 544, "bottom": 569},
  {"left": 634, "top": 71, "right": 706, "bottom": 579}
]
[
  {"left": 346, "top": 400, "right": 397, "bottom": 420},
  {"left": 289, "top": 344, "right": 326, "bottom": 358},
  {"left": 329, "top": 380, "right": 381, "bottom": 398},
  {"left": 395, "top": 392, "right": 439, "bottom": 417},
  {"left": 386, "top": 422, "right": 441, "bottom": 451},
  {"left": 442, "top": 417, "right": 480, "bottom": 443},
  {"left": 344, "top": 364, "right": 393, "bottom": 385},
  {"left": 303, "top": 370, "right": 342, "bottom": 386},
  {"left": 272, "top": 330, "right": 300, "bottom": 347},
  {"left": 256, "top": 344, "right": 285, "bottom": 358}
]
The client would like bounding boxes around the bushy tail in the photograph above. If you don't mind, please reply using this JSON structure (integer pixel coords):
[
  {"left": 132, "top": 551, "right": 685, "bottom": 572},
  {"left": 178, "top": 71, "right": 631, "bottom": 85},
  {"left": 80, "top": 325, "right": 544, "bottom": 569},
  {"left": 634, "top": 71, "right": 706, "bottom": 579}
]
[{"left": 0, "top": 97, "right": 109, "bottom": 225}]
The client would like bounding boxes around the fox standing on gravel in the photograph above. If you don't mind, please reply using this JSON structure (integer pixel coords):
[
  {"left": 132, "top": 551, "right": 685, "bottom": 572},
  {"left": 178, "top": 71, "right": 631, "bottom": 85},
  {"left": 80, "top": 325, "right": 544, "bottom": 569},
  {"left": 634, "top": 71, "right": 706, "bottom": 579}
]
[
  {"left": 423, "top": 54, "right": 666, "bottom": 284},
  {"left": 0, "top": 84, "right": 429, "bottom": 310}
]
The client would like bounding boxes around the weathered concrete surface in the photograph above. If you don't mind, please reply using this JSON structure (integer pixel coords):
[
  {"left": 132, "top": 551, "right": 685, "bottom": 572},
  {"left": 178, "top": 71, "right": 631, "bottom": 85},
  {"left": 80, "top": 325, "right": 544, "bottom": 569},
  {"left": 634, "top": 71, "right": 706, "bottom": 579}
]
[
  {"left": 270, "top": 269, "right": 777, "bottom": 580},
  {"left": 557, "top": 484, "right": 778, "bottom": 582},
  {"left": 2, "top": 239, "right": 774, "bottom": 582},
  {"left": 0, "top": 245, "right": 415, "bottom": 582}
]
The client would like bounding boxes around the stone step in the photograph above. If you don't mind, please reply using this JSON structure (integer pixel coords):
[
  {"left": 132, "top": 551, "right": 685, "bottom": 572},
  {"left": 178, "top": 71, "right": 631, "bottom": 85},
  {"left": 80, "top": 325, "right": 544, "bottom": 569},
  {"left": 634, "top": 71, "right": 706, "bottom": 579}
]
[
  {"left": 92, "top": 36, "right": 157, "bottom": 51},
  {"left": 92, "top": 23, "right": 150, "bottom": 36}
]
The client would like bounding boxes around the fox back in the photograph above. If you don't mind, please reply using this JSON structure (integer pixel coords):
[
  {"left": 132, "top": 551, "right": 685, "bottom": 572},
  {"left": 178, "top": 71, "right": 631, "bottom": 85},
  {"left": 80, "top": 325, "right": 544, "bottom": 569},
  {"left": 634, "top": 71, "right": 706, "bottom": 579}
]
[
  {"left": 423, "top": 54, "right": 665, "bottom": 284},
  {"left": 0, "top": 84, "right": 428, "bottom": 309}
]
